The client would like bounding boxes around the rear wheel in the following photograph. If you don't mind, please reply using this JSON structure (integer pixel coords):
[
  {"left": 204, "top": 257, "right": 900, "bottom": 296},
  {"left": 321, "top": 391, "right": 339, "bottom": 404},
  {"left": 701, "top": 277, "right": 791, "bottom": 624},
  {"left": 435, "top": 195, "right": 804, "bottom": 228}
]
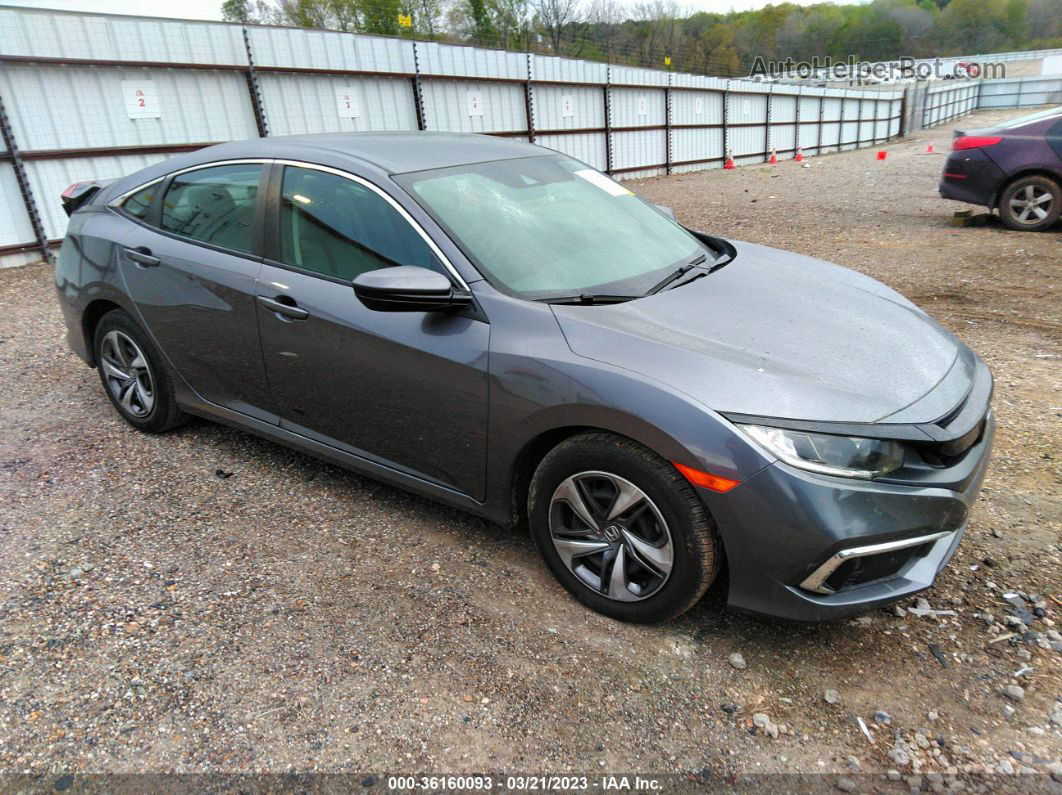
[
  {"left": 93, "top": 309, "right": 186, "bottom": 433},
  {"left": 528, "top": 432, "right": 722, "bottom": 623},
  {"left": 998, "top": 175, "right": 1061, "bottom": 231}
]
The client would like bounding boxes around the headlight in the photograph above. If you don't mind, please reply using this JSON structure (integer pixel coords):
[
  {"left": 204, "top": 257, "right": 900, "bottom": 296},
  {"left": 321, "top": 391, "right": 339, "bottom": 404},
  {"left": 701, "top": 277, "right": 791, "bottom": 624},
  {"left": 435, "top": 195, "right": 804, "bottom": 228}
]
[{"left": 738, "top": 424, "right": 904, "bottom": 480}]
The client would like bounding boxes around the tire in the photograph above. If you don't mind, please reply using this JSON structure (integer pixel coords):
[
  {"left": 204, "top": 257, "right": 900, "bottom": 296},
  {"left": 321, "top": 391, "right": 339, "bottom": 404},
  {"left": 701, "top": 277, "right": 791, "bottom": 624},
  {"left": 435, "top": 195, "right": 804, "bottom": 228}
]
[
  {"left": 93, "top": 309, "right": 186, "bottom": 433},
  {"left": 998, "top": 175, "right": 1061, "bottom": 231},
  {"left": 528, "top": 432, "right": 722, "bottom": 623}
]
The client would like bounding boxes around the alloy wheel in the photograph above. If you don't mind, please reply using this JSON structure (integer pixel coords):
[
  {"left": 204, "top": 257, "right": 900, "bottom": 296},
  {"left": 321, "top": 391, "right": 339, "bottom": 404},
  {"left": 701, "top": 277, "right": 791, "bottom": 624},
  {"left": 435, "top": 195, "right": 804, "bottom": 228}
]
[
  {"left": 1008, "top": 183, "right": 1054, "bottom": 225},
  {"left": 100, "top": 330, "right": 155, "bottom": 418},
  {"left": 548, "top": 471, "right": 673, "bottom": 602}
]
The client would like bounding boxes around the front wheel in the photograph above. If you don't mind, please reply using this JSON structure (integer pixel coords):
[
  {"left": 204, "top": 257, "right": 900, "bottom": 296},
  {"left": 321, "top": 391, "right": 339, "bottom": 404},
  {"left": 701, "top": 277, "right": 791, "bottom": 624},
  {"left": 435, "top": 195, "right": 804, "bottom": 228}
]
[
  {"left": 528, "top": 433, "right": 722, "bottom": 623},
  {"left": 998, "top": 175, "right": 1061, "bottom": 231}
]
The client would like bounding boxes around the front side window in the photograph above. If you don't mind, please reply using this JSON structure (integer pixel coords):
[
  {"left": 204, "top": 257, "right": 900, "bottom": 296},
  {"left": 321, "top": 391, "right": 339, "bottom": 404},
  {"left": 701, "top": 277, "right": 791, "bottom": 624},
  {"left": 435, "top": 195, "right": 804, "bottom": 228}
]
[
  {"left": 395, "top": 155, "right": 706, "bottom": 300},
  {"left": 160, "top": 163, "right": 262, "bottom": 254},
  {"left": 121, "top": 182, "right": 160, "bottom": 221},
  {"left": 279, "top": 166, "right": 436, "bottom": 282}
]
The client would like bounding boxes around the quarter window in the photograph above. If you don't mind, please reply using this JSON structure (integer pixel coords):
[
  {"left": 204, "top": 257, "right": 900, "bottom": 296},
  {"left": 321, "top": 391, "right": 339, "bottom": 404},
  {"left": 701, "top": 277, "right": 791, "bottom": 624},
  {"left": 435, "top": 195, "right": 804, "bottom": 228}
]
[
  {"left": 121, "top": 182, "right": 159, "bottom": 221},
  {"left": 279, "top": 166, "right": 437, "bottom": 281},
  {"left": 160, "top": 163, "right": 262, "bottom": 254}
]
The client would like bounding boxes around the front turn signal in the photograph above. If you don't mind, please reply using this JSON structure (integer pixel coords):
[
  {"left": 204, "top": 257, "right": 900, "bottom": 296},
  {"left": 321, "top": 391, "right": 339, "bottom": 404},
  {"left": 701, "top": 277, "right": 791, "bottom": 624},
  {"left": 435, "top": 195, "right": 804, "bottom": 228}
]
[{"left": 672, "top": 461, "right": 740, "bottom": 493}]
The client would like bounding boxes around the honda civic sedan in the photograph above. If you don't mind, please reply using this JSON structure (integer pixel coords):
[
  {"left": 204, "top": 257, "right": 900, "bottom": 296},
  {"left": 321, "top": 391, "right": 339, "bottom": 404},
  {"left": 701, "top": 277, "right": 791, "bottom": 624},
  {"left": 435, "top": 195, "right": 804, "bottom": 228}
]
[{"left": 55, "top": 133, "right": 994, "bottom": 623}]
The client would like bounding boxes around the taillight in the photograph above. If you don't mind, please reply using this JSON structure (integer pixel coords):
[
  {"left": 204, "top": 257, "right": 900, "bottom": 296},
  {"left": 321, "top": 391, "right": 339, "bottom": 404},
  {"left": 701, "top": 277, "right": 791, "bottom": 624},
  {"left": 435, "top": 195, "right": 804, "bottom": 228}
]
[{"left": 952, "top": 136, "right": 1003, "bottom": 151}]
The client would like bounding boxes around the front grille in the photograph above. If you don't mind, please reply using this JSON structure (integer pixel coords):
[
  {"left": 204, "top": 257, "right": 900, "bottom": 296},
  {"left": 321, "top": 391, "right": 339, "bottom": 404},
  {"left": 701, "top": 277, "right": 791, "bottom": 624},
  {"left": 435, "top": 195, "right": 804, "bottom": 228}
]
[{"left": 823, "top": 541, "right": 934, "bottom": 592}]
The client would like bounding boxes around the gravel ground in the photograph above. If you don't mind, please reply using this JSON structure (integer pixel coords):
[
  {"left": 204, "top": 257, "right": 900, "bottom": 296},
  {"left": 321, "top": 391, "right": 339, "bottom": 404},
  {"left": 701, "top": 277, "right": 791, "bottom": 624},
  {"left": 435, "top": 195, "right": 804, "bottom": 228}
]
[{"left": 0, "top": 108, "right": 1059, "bottom": 788}]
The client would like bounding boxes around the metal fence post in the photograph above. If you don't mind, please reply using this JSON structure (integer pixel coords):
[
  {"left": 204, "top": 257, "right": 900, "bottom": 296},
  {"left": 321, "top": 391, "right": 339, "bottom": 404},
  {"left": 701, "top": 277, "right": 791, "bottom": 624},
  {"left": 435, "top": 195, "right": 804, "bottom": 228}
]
[
  {"left": 839, "top": 89, "right": 848, "bottom": 147},
  {"left": 664, "top": 74, "right": 672, "bottom": 175},
  {"left": 856, "top": 93, "right": 864, "bottom": 146},
  {"left": 793, "top": 86, "right": 801, "bottom": 158},
  {"left": 1015, "top": 77, "right": 1023, "bottom": 109},
  {"left": 763, "top": 85, "right": 772, "bottom": 163},
  {"left": 604, "top": 66, "right": 613, "bottom": 175},
  {"left": 410, "top": 36, "right": 426, "bottom": 131},
  {"left": 816, "top": 94, "right": 824, "bottom": 154},
  {"left": 241, "top": 26, "right": 268, "bottom": 138},
  {"left": 722, "top": 82, "right": 730, "bottom": 166},
  {"left": 524, "top": 51, "right": 536, "bottom": 144},
  {"left": 0, "top": 88, "right": 51, "bottom": 262}
]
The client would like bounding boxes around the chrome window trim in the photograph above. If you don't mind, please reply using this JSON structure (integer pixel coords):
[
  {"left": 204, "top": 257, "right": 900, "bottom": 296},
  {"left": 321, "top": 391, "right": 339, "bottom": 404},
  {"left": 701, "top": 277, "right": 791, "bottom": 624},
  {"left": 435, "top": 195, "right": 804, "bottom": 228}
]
[
  {"left": 107, "top": 158, "right": 470, "bottom": 290},
  {"left": 799, "top": 530, "right": 953, "bottom": 594},
  {"left": 107, "top": 159, "right": 272, "bottom": 207},
  {"left": 272, "top": 159, "right": 470, "bottom": 291}
]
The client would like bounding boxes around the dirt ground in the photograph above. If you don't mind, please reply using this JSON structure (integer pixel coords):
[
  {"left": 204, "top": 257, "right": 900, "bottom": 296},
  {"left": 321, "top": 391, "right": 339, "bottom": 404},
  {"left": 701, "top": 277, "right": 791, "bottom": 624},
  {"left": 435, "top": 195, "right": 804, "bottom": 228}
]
[{"left": 0, "top": 108, "right": 1059, "bottom": 789}]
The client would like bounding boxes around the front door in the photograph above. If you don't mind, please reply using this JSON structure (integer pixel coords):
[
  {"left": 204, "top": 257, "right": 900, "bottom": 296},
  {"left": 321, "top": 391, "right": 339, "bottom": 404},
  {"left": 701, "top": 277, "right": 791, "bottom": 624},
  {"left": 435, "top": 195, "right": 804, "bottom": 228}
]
[{"left": 255, "top": 164, "right": 490, "bottom": 499}]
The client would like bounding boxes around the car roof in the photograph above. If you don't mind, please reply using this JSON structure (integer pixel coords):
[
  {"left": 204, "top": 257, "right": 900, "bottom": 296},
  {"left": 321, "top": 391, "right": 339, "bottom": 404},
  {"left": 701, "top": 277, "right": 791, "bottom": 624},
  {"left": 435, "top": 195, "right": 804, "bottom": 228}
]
[
  {"left": 98, "top": 132, "right": 548, "bottom": 204},
  {"left": 199, "top": 132, "right": 545, "bottom": 174}
]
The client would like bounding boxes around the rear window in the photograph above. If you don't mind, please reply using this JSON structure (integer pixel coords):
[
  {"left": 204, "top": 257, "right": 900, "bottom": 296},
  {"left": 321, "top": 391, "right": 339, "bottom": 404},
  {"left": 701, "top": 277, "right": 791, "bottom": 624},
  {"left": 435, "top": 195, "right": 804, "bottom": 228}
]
[
  {"left": 121, "top": 182, "right": 159, "bottom": 221},
  {"left": 160, "top": 163, "right": 262, "bottom": 254}
]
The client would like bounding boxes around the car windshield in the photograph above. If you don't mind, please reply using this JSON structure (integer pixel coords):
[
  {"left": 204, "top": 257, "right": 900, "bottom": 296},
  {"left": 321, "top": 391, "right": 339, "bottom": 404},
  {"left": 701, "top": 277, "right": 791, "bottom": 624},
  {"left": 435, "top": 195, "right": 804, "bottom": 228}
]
[{"left": 395, "top": 155, "right": 708, "bottom": 300}]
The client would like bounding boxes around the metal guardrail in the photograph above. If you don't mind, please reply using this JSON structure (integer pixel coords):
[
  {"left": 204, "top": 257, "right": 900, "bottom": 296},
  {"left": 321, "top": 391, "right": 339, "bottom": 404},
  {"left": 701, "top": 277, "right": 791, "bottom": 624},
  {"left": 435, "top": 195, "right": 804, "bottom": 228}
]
[{"left": 913, "top": 75, "right": 1062, "bottom": 131}]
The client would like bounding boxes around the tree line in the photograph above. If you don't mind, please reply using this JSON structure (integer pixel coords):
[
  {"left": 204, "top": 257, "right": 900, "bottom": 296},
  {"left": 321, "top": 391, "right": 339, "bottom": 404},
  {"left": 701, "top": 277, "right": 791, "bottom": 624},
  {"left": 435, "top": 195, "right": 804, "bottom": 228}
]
[{"left": 221, "top": 0, "right": 1062, "bottom": 77}]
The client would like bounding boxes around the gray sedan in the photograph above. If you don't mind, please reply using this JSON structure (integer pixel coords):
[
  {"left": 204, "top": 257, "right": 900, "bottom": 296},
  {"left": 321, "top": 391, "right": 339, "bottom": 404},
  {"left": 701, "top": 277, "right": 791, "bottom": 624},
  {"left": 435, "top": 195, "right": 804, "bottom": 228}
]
[{"left": 55, "top": 133, "right": 993, "bottom": 623}]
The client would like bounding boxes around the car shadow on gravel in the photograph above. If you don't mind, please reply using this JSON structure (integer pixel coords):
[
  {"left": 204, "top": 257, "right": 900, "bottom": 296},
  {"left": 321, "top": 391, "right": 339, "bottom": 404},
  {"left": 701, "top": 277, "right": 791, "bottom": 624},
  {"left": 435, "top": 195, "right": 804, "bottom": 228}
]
[{"left": 171, "top": 414, "right": 823, "bottom": 640}]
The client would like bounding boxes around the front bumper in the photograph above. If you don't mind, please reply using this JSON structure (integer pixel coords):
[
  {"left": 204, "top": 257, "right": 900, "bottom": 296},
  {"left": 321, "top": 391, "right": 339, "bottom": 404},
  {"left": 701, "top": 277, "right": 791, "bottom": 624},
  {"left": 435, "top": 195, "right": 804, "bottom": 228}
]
[{"left": 701, "top": 413, "right": 994, "bottom": 622}]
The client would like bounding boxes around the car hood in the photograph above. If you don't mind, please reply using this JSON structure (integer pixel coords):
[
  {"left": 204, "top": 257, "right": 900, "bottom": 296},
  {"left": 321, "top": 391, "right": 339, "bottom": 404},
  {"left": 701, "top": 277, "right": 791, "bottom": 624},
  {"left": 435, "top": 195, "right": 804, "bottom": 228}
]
[{"left": 553, "top": 240, "right": 966, "bottom": 424}]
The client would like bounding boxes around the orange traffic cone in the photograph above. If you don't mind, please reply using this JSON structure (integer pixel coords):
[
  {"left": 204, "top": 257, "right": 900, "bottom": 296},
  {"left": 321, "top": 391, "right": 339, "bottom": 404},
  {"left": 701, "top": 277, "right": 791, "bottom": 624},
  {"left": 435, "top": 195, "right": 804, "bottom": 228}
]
[
  {"left": 768, "top": 147, "right": 777, "bottom": 165},
  {"left": 724, "top": 149, "right": 735, "bottom": 170},
  {"left": 877, "top": 150, "right": 888, "bottom": 160},
  {"left": 794, "top": 146, "right": 804, "bottom": 162},
  {"left": 926, "top": 142, "right": 935, "bottom": 153}
]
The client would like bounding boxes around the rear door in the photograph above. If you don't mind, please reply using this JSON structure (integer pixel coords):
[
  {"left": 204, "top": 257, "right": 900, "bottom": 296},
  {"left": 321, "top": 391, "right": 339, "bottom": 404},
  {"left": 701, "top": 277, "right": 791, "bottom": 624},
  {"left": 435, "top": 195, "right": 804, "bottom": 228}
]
[
  {"left": 115, "top": 161, "right": 277, "bottom": 423},
  {"left": 255, "top": 163, "right": 490, "bottom": 499}
]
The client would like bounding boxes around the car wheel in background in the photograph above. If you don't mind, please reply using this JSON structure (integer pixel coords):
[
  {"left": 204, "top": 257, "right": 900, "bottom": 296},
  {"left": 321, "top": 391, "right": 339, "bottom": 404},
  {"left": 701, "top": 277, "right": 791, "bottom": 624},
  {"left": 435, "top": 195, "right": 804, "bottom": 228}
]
[
  {"left": 94, "top": 309, "right": 186, "bottom": 433},
  {"left": 998, "top": 175, "right": 1061, "bottom": 231},
  {"left": 528, "top": 432, "right": 722, "bottom": 623}
]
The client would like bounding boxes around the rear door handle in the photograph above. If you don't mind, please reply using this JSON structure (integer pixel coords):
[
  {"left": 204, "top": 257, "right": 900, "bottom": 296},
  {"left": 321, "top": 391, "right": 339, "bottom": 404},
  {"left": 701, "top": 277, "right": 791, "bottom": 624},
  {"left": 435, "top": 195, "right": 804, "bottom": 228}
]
[
  {"left": 257, "top": 295, "right": 309, "bottom": 320},
  {"left": 123, "top": 246, "right": 160, "bottom": 267}
]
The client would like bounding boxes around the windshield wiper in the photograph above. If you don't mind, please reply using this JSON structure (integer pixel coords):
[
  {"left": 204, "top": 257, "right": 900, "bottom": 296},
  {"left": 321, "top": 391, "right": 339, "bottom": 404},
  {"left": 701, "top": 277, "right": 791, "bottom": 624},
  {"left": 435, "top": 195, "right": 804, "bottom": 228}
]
[
  {"left": 645, "top": 254, "right": 707, "bottom": 295},
  {"left": 537, "top": 294, "right": 639, "bottom": 305}
]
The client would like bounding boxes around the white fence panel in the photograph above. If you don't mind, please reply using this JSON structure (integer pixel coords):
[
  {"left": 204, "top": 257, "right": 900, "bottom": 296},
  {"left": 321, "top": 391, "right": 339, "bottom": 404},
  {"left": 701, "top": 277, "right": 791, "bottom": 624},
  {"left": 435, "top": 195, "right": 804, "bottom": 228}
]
[
  {"left": 535, "top": 132, "right": 606, "bottom": 171},
  {"left": 0, "top": 64, "right": 256, "bottom": 151},
  {"left": 0, "top": 7, "right": 246, "bottom": 64},
  {"left": 534, "top": 85, "right": 603, "bottom": 132},
  {"left": 421, "top": 79, "right": 525, "bottom": 133},
  {"left": 612, "top": 129, "right": 666, "bottom": 171},
  {"left": 258, "top": 73, "right": 416, "bottom": 135}
]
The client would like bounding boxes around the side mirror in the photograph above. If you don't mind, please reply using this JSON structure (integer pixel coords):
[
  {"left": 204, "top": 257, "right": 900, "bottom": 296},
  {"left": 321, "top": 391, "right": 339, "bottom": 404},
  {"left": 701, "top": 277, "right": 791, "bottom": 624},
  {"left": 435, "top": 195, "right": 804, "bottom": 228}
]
[
  {"left": 352, "top": 265, "right": 472, "bottom": 313},
  {"left": 654, "top": 203, "right": 676, "bottom": 220}
]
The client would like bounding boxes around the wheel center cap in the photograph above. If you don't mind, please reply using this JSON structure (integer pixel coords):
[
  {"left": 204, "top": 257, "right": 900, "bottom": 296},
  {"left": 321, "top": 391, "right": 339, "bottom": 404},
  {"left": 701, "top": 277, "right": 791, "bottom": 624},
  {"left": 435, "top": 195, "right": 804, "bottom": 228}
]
[{"left": 603, "top": 523, "right": 623, "bottom": 543}]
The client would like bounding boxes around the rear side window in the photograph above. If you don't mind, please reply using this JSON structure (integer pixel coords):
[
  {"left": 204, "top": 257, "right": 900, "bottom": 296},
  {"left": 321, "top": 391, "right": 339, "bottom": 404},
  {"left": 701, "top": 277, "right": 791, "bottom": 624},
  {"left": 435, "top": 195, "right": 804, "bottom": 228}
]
[
  {"left": 160, "top": 164, "right": 262, "bottom": 254},
  {"left": 121, "top": 182, "right": 159, "bottom": 220},
  {"left": 278, "top": 165, "right": 436, "bottom": 281}
]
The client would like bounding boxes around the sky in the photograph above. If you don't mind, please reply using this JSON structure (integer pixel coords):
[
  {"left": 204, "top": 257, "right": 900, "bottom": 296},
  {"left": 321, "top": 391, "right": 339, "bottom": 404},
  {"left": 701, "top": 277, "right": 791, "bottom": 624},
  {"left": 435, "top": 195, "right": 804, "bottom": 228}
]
[{"left": 1, "top": 0, "right": 863, "bottom": 22}]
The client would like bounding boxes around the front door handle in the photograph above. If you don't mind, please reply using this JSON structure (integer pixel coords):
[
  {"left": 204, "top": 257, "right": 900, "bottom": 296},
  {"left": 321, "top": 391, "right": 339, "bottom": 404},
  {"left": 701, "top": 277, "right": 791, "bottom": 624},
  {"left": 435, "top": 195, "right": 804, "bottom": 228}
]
[
  {"left": 123, "top": 246, "right": 160, "bottom": 267},
  {"left": 257, "top": 295, "right": 309, "bottom": 321}
]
